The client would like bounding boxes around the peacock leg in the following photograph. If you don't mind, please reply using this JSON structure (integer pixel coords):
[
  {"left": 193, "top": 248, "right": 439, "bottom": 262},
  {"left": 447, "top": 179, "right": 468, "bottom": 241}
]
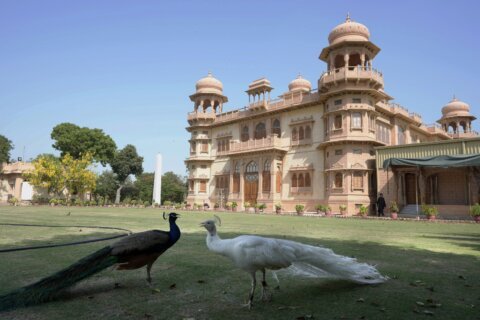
[
  {"left": 260, "top": 269, "right": 271, "bottom": 301},
  {"left": 272, "top": 271, "right": 280, "bottom": 290},
  {"left": 146, "top": 263, "right": 154, "bottom": 288},
  {"left": 242, "top": 272, "right": 256, "bottom": 309}
]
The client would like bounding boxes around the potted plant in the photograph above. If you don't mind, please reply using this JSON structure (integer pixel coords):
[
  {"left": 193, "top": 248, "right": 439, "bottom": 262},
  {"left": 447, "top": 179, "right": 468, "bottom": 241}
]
[
  {"left": 295, "top": 204, "right": 305, "bottom": 215},
  {"left": 275, "top": 203, "right": 282, "bottom": 214},
  {"left": 423, "top": 205, "right": 438, "bottom": 220},
  {"left": 8, "top": 197, "right": 19, "bottom": 206},
  {"left": 389, "top": 201, "right": 399, "bottom": 220},
  {"left": 225, "top": 201, "right": 232, "bottom": 211},
  {"left": 231, "top": 201, "right": 238, "bottom": 212},
  {"left": 257, "top": 203, "right": 267, "bottom": 213},
  {"left": 470, "top": 203, "right": 480, "bottom": 223},
  {"left": 315, "top": 204, "right": 324, "bottom": 215},
  {"left": 214, "top": 202, "right": 220, "bottom": 210},
  {"left": 339, "top": 204, "right": 347, "bottom": 216},
  {"left": 358, "top": 204, "right": 368, "bottom": 217}
]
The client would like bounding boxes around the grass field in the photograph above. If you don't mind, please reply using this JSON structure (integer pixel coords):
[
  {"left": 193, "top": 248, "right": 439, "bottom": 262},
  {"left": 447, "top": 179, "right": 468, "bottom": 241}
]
[{"left": 0, "top": 206, "right": 479, "bottom": 320}]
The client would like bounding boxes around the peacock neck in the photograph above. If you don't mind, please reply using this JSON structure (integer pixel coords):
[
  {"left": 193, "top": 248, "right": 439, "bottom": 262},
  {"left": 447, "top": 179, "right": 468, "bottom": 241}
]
[
  {"left": 206, "top": 228, "right": 228, "bottom": 255},
  {"left": 168, "top": 220, "right": 181, "bottom": 243}
]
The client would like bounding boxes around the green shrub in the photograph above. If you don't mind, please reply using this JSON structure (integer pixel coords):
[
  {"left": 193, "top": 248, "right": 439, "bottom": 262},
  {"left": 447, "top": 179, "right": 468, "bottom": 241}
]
[
  {"left": 295, "top": 204, "right": 305, "bottom": 213},
  {"left": 422, "top": 205, "right": 438, "bottom": 217},
  {"left": 339, "top": 204, "right": 347, "bottom": 212},
  {"left": 359, "top": 204, "right": 368, "bottom": 216},
  {"left": 390, "top": 201, "right": 399, "bottom": 213},
  {"left": 8, "top": 197, "right": 19, "bottom": 205},
  {"left": 231, "top": 201, "right": 238, "bottom": 208},
  {"left": 32, "top": 194, "right": 50, "bottom": 205},
  {"left": 275, "top": 203, "right": 282, "bottom": 210},
  {"left": 164, "top": 200, "right": 173, "bottom": 206},
  {"left": 257, "top": 203, "right": 267, "bottom": 210},
  {"left": 470, "top": 203, "right": 480, "bottom": 217}
]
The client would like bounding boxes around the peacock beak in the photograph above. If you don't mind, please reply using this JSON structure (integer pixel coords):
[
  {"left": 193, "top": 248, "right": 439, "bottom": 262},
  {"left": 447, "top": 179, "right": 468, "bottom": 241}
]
[{"left": 199, "top": 222, "right": 206, "bottom": 227}]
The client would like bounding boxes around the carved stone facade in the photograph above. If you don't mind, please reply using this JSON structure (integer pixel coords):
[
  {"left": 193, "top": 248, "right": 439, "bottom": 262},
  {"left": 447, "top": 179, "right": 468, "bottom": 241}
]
[{"left": 185, "top": 16, "right": 477, "bottom": 214}]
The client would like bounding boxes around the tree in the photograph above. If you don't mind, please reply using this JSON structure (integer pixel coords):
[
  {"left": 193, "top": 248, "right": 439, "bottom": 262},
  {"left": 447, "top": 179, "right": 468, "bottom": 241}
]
[
  {"left": 0, "top": 135, "right": 13, "bottom": 164},
  {"left": 110, "top": 145, "right": 143, "bottom": 204},
  {"left": 62, "top": 153, "right": 96, "bottom": 200},
  {"left": 24, "top": 155, "right": 64, "bottom": 195},
  {"left": 51, "top": 123, "right": 117, "bottom": 166},
  {"left": 161, "top": 171, "right": 187, "bottom": 204},
  {"left": 24, "top": 153, "right": 96, "bottom": 200},
  {"left": 94, "top": 171, "right": 119, "bottom": 202},
  {"left": 135, "top": 173, "right": 155, "bottom": 203}
]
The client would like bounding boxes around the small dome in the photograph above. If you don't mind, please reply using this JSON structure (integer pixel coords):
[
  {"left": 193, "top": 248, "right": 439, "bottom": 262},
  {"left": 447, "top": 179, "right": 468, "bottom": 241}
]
[
  {"left": 288, "top": 74, "right": 312, "bottom": 92},
  {"left": 441, "top": 97, "right": 473, "bottom": 118},
  {"left": 328, "top": 14, "right": 370, "bottom": 45},
  {"left": 195, "top": 72, "right": 223, "bottom": 95}
]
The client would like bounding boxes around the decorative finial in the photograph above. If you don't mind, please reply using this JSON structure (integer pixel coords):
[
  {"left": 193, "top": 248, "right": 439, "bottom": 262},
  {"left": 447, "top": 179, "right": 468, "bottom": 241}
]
[
  {"left": 297, "top": 73, "right": 302, "bottom": 79},
  {"left": 346, "top": 12, "right": 351, "bottom": 22},
  {"left": 452, "top": 94, "right": 457, "bottom": 101}
]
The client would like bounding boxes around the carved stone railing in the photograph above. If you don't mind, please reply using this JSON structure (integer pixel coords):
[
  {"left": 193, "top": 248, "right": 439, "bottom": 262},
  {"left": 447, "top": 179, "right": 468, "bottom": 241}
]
[
  {"left": 218, "top": 135, "right": 284, "bottom": 155},
  {"left": 319, "top": 66, "right": 384, "bottom": 87}
]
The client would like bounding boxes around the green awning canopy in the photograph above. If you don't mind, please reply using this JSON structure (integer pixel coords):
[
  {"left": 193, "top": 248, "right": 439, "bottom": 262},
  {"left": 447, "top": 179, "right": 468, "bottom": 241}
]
[{"left": 382, "top": 154, "right": 480, "bottom": 169}]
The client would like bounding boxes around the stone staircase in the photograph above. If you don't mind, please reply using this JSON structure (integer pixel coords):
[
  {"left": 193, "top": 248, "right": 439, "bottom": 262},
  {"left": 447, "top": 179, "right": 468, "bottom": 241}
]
[{"left": 400, "top": 204, "right": 422, "bottom": 217}]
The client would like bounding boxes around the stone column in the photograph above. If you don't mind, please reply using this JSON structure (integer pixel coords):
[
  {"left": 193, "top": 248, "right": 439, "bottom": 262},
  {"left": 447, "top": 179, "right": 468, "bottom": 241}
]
[
  {"left": 270, "top": 159, "right": 275, "bottom": 198},
  {"left": 257, "top": 158, "right": 263, "bottom": 201},
  {"left": 239, "top": 161, "right": 245, "bottom": 204},
  {"left": 362, "top": 111, "right": 368, "bottom": 133},
  {"left": 360, "top": 53, "right": 365, "bottom": 68}
]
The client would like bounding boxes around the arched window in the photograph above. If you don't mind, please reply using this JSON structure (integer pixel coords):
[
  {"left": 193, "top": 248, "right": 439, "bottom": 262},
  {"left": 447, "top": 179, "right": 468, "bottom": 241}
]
[
  {"left": 305, "top": 126, "right": 311, "bottom": 139},
  {"left": 272, "top": 119, "right": 281, "bottom": 137},
  {"left": 334, "top": 54, "right": 345, "bottom": 69},
  {"left": 305, "top": 173, "right": 311, "bottom": 187},
  {"left": 292, "top": 128, "right": 298, "bottom": 141},
  {"left": 217, "top": 141, "right": 221, "bottom": 151},
  {"left": 264, "top": 160, "right": 271, "bottom": 172},
  {"left": 334, "top": 173, "right": 343, "bottom": 188},
  {"left": 241, "top": 125, "right": 249, "bottom": 142},
  {"left": 246, "top": 161, "right": 258, "bottom": 173},
  {"left": 299, "top": 126, "right": 305, "bottom": 140},
  {"left": 255, "top": 122, "right": 266, "bottom": 139},
  {"left": 298, "top": 173, "right": 305, "bottom": 187},
  {"left": 292, "top": 174, "right": 297, "bottom": 187},
  {"left": 348, "top": 53, "right": 361, "bottom": 68}
]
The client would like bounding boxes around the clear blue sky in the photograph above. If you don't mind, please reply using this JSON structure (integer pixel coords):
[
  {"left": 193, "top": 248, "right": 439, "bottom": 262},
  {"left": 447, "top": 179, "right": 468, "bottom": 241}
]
[{"left": 1, "top": 0, "right": 479, "bottom": 175}]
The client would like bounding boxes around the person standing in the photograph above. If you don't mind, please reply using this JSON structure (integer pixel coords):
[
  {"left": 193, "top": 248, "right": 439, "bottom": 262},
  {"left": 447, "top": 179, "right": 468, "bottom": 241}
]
[{"left": 377, "top": 193, "right": 386, "bottom": 217}]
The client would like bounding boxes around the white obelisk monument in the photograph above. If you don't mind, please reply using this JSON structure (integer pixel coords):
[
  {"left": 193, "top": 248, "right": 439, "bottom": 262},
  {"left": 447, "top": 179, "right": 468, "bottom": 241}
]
[{"left": 153, "top": 154, "right": 162, "bottom": 205}]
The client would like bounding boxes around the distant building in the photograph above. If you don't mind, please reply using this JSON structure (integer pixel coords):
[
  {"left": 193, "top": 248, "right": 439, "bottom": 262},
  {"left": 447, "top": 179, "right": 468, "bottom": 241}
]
[
  {"left": 0, "top": 162, "right": 35, "bottom": 203},
  {"left": 376, "top": 138, "right": 480, "bottom": 218},
  {"left": 184, "top": 16, "right": 477, "bottom": 214}
]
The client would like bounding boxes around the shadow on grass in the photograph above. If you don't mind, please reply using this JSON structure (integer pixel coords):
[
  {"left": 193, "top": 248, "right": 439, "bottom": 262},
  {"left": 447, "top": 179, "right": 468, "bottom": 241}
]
[{"left": 1, "top": 229, "right": 479, "bottom": 320}]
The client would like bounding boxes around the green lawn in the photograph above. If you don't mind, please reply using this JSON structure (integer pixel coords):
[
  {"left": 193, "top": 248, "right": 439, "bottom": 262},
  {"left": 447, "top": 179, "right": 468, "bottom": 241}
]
[{"left": 0, "top": 206, "right": 479, "bottom": 320}]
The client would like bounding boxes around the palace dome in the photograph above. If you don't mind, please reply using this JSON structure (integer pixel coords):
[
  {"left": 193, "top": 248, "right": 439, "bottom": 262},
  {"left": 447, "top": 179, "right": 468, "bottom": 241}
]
[
  {"left": 288, "top": 74, "right": 312, "bottom": 92},
  {"left": 328, "top": 15, "right": 370, "bottom": 45},
  {"left": 441, "top": 98, "right": 473, "bottom": 118},
  {"left": 195, "top": 72, "right": 223, "bottom": 95}
]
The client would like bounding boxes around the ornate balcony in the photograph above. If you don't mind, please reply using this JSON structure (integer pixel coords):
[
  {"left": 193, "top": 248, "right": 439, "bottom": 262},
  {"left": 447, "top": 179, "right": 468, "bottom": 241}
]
[
  {"left": 187, "top": 111, "right": 216, "bottom": 126},
  {"left": 218, "top": 135, "right": 286, "bottom": 156},
  {"left": 319, "top": 66, "right": 384, "bottom": 89}
]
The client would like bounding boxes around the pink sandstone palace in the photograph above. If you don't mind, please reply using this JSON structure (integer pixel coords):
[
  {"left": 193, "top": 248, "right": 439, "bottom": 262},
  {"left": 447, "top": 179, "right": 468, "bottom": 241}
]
[{"left": 185, "top": 16, "right": 478, "bottom": 214}]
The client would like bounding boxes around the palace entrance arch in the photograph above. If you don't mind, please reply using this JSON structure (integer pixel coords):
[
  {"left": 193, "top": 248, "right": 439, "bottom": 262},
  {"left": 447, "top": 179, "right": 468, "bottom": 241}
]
[{"left": 244, "top": 161, "right": 258, "bottom": 205}]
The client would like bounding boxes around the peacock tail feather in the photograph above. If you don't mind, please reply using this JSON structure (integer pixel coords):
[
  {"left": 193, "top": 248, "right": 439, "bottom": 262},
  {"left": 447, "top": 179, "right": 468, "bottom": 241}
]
[{"left": 0, "top": 246, "right": 118, "bottom": 312}]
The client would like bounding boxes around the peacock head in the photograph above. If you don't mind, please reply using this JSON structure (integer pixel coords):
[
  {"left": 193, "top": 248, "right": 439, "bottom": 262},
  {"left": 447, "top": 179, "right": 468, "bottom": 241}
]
[
  {"left": 200, "top": 215, "right": 221, "bottom": 233},
  {"left": 163, "top": 212, "right": 180, "bottom": 222}
]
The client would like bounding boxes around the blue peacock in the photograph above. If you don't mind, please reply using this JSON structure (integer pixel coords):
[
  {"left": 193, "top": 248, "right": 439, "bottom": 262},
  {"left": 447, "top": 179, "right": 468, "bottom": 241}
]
[{"left": 0, "top": 212, "right": 181, "bottom": 311}]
